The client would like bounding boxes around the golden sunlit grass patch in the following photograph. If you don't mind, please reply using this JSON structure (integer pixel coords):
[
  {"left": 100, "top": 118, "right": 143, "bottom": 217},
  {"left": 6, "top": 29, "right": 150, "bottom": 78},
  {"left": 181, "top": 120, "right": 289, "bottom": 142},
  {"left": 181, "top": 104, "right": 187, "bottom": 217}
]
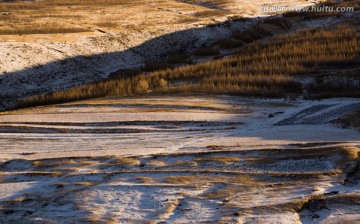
[
  {"left": 146, "top": 160, "right": 168, "bottom": 167},
  {"left": 111, "top": 157, "right": 140, "bottom": 167},
  {"left": 0, "top": 24, "right": 90, "bottom": 35},
  {"left": 73, "top": 181, "right": 99, "bottom": 186},
  {"left": 95, "top": 22, "right": 119, "bottom": 28},
  {"left": 192, "top": 9, "right": 228, "bottom": 18},
  {"left": 8, "top": 196, "right": 27, "bottom": 203},
  {"left": 158, "top": 198, "right": 179, "bottom": 220},
  {"left": 343, "top": 147, "right": 359, "bottom": 160},
  {"left": 86, "top": 217, "right": 104, "bottom": 224},
  {"left": 203, "top": 187, "right": 235, "bottom": 199},
  {"left": 230, "top": 175, "right": 260, "bottom": 186},
  {"left": 32, "top": 158, "right": 95, "bottom": 170},
  {"left": 176, "top": 16, "right": 199, "bottom": 24},
  {"left": 105, "top": 219, "right": 120, "bottom": 224},
  {"left": 164, "top": 176, "right": 197, "bottom": 184}
]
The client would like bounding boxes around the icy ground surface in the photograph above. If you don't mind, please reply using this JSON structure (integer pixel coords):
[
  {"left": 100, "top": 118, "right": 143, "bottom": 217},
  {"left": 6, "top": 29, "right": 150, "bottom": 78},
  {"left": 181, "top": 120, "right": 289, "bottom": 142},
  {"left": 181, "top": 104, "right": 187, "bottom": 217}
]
[{"left": 0, "top": 96, "right": 359, "bottom": 223}]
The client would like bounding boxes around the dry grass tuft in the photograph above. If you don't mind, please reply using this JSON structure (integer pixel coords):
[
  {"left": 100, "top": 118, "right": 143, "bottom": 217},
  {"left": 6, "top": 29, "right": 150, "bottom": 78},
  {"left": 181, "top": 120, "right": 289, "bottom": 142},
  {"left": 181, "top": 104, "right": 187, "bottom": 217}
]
[
  {"left": 343, "top": 147, "right": 360, "bottom": 160},
  {"left": 194, "top": 156, "right": 241, "bottom": 164},
  {"left": 86, "top": 217, "right": 104, "bottom": 224},
  {"left": 230, "top": 175, "right": 259, "bottom": 186},
  {"left": 8, "top": 196, "right": 27, "bottom": 203},
  {"left": 203, "top": 187, "right": 234, "bottom": 199},
  {"left": 158, "top": 198, "right": 179, "bottom": 220},
  {"left": 165, "top": 176, "right": 197, "bottom": 184},
  {"left": 73, "top": 181, "right": 99, "bottom": 186},
  {"left": 32, "top": 159, "right": 75, "bottom": 168},
  {"left": 135, "top": 177, "right": 156, "bottom": 183},
  {"left": 19, "top": 171, "right": 63, "bottom": 177},
  {"left": 112, "top": 157, "right": 140, "bottom": 167},
  {"left": 106, "top": 220, "right": 120, "bottom": 224},
  {"left": 146, "top": 160, "right": 168, "bottom": 167}
]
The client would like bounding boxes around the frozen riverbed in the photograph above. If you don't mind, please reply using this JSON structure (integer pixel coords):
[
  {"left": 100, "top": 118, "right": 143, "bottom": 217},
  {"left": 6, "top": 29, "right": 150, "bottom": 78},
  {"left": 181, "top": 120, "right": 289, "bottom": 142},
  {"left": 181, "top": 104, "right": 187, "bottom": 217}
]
[{"left": 0, "top": 96, "right": 359, "bottom": 223}]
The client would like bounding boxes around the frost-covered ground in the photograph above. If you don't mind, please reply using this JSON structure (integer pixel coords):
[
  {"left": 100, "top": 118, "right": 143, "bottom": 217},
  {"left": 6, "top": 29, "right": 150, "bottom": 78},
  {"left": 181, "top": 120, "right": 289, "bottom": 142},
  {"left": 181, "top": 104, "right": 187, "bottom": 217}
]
[
  {"left": 0, "top": 0, "right": 325, "bottom": 104},
  {"left": 0, "top": 96, "right": 359, "bottom": 223}
]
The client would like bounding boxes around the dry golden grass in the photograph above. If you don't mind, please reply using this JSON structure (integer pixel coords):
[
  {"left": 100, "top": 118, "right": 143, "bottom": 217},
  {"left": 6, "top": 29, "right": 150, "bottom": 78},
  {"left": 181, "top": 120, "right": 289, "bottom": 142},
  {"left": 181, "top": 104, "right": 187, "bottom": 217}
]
[
  {"left": 0, "top": 24, "right": 90, "bottom": 35},
  {"left": 0, "top": 0, "right": 139, "bottom": 10},
  {"left": 111, "top": 157, "right": 140, "bottom": 167},
  {"left": 0, "top": 0, "right": 235, "bottom": 39},
  {"left": 203, "top": 186, "right": 237, "bottom": 199},
  {"left": 0, "top": 0, "right": 141, "bottom": 35},
  {"left": 192, "top": 9, "right": 228, "bottom": 18},
  {"left": 86, "top": 217, "right": 104, "bottom": 224},
  {"left": 145, "top": 221, "right": 157, "bottom": 224},
  {"left": 194, "top": 156, "right": 241, "bottom": 164},
  {"left": 158, "top": 198, "right": 179, "bottom": 220},
  {"left": 31, "top": 157, "right": 97, "bottom": 169},
  {"left": 95, "top": 22, "right": 119, "bottom": 28},
  {"left": 106, "top": 220, "right": 120, "bottom": 224},
  {"left": 343, "top": 147, "right": 360, "bottom": 160},
  {"left": 176, "top": 16, "right": 199, "bottom": 24},
  {"left": 146, "top": 160, "right": 168, "bottom": 167},
  {"left": 0, "top": 172, "right": 4, "bottom": 183},
  {"left": 246, "top": 146, "right": 359, "bottom": 169},
  {"left": 32, "top": 159, "right": 69, "bottom": 168},
  {"left": 135, "top": 176, "right": 156, "bottom": 183},
  {"left": 230, "top": 175, "right": 259, "bottom": 186},
  {"left": 7, "top": 196, "right": 27, "bottom": 203},
  {"left": 0, "top": 0, "right": 205, "bottom": 38},
  {"left": 73, "top": 181, "right": 100, "bottom": 186},
  {"left": 164, "top": 176, "right": 197, "bottom": 184}
]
